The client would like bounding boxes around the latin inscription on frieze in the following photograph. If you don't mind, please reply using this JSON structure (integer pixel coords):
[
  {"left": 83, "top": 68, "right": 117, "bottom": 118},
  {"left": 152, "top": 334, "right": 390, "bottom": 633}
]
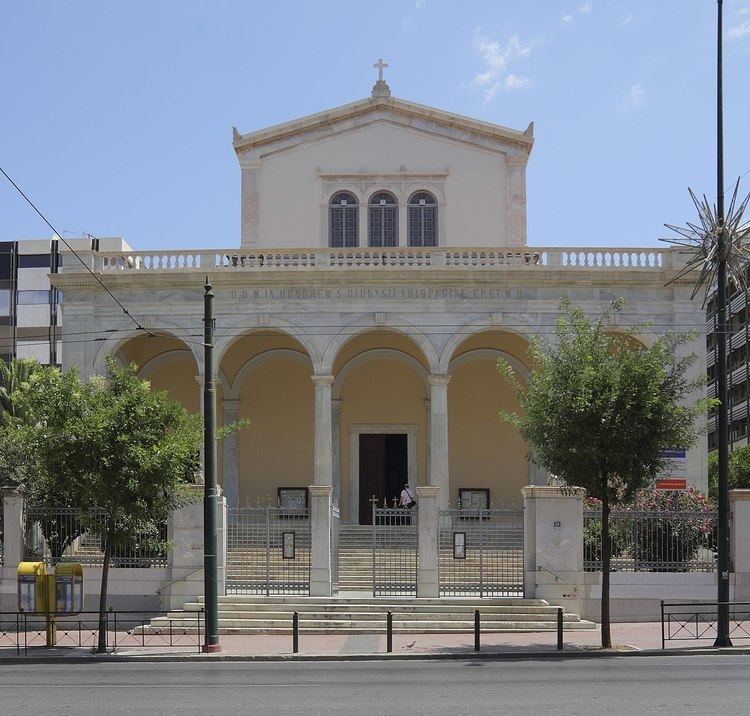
[{"left": 224, "top": 287, "right": 524, "bottom": 302}]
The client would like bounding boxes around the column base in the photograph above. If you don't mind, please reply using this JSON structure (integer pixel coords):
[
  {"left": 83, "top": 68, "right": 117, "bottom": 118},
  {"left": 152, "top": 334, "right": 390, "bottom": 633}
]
[{"left": 202, "top": 642, "right": 222, "bottom": 653}]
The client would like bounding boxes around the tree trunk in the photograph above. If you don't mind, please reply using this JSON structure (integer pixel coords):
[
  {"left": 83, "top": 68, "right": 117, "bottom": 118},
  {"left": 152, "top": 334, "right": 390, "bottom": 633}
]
[
  {"left": 96, "top": 533, "right": 111, "bottom": 654},
  {"left": 600, "top": 488, "right": 612, "bottom": 649}
]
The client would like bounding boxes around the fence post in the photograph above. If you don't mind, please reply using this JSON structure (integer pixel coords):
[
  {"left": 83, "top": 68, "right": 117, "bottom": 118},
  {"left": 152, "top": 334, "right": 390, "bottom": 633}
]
[
  {"left": 522, "top": 486, "right": 586, "bottom": 617},
  {"left": 165, "top": 485, "right": 204, "bottom": 611},
  {"left": 557, "top": 607, "right": 564, "bottom": 651},
  {"left": 474, "top": 609, "right": 480, "bottom": 652},
  {"left": 2, "top": 486, "right": 26, "bottom": 570},
  {"left": 730, "top": 490, "right": 750, "bottom": 601},
  {"left": 416, "top": 486, "right": 440, "bottom": 598},
  {"left": 387, "top": 611, "right": 393, "bottom": 653},
  {"left": 292, "top": 611, "right": 299, "bottom": 654},
  {"left": 309, "top": 485, "right": 332, "bottom": 597}
]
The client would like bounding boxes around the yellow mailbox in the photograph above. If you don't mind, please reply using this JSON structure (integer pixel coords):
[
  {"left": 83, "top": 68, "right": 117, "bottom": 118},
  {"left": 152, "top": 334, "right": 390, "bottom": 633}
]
[
  {"left": 17, "top": 561, "right": 48, "bottom": 614},
  {"left": 54, "top": 563, "right": 84, "bottom": 615}
]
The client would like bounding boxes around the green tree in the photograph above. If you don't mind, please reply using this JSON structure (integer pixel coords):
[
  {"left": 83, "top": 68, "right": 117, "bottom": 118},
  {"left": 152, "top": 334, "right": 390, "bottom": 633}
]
[
  {"left": 0, "top": 357, "right": 46, "bottom": 425},
  {"left": 7, "top": 358, "right": 202, "bottom": 652},
  {"left": 499, "top": 298, "right": 709, "bottom": 648},
  {"left": 708, "top": 446, "right": 750, "bottom": 501}
]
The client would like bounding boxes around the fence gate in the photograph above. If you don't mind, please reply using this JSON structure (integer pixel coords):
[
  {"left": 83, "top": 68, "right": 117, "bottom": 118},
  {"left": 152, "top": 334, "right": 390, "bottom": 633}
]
[
  {"left": 438, "top": 507, "right": 524, "bottom": 597},
  {"left": 372, "top": 505, "right": 418, "bottom": 596},
  {"left": 227, "top": 506, "right": 310, "bottom": 595}
]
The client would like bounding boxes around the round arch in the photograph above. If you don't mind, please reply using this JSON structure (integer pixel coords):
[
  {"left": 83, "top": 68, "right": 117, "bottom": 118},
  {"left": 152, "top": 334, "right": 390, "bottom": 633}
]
[
  {"left": 93, "top": 328, "right": 200, "bottom": 376},
  {"left": 448, "top": 348, "right": 529, "bottom": 382},
  {"left": 322, "top": 318, "right": 440, "bottom": 375},
  {"left": 438, "top": 318, "right": 535, "bottom": 373},
  {"left": 139, "top": 349, "right": 229, "bottom": 396},
  {"left": 227, "top": 348, "right": 312, "bottom": 399},
  {"left": 214, "top": 319, "right": 321, "bottom": 370},
  {"left": 333, "top": 348, "right": 429, "bottom": 400}
]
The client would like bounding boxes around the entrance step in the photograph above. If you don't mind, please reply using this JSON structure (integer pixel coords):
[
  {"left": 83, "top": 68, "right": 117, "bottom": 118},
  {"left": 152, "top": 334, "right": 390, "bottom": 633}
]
[{"left": 146, "top": 596, "right": 596, "bottom": 635}]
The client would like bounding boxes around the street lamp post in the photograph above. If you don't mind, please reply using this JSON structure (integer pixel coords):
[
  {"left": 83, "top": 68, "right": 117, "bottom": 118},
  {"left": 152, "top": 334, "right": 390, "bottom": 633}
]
[{"left": 202, "top": 276, "right": 221, "bottom": 653}]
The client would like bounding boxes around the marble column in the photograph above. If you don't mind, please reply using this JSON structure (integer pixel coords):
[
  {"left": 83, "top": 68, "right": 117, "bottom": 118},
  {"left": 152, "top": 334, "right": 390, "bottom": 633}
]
[
  {"left": 312, "top": 375, "right": 335, "bottom": 486},
  {"left": 424, "top": 398, "right": 431, "bottom": 484},
  {"left": 221, "top": 399, "right": 241, "bottom": 507},
  {"left": 428, "top": 374, "right": 451, "bottom": 512},
  {"left": 331, "top": 399, "right": 342, "bottom": 507}
]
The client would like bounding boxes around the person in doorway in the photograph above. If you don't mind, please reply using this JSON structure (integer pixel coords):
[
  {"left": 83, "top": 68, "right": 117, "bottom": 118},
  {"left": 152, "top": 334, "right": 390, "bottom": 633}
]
[{"left": 400, "top": 483, "right": 417, "bottom": 509}]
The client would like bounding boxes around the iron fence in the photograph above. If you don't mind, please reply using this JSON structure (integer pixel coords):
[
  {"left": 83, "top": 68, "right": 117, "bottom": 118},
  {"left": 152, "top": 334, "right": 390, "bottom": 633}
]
[
  {"left": 23, "top": 506, "right": 168, "bottom": 568},
  {"left": 226, "top": 506, "right": 311, "bottom": 595},
  {"left": 438, "top": 507, "right": 524, "bottom": 597},
  {"left": 584, "top": 509, "right": 718, "bottom": 572},
  {"left": 661, "top": 601, "right": 750, "bottom": 648},
  {"left": 0, "top": 610, "right": 203, "bottom": 655},
  {"left": 372, "top": 505, "right": 418, "bottom": 597}
]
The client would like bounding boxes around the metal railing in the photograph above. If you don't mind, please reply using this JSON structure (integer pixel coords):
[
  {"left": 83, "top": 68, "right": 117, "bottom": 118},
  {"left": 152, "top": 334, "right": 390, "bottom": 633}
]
[
  {"left": 661, "top": 601, "right": 750, "bottom": 648},
  {"left": 0, "top": 609, "right": 203, "bottom": 655},
  {"left": 372, "top": 505, "right": 418, "bottom": 597},
  {"left": 23, "top": 506, "right": 168, "bottom": 568},
  {"left": 584, "top": 509, "right": 718, "bottom": 573},
  {"left": 226, "top": 506, "right": 311, "bottom": 595},
  {"left": 438, "top": 506, "right": 524, "bottom": 597}
]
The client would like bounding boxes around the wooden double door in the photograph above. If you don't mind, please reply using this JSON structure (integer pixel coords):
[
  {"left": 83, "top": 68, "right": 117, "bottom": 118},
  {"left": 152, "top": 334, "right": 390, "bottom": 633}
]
[{"left": 358, "top": 433, "right": 408, "bottom": 525}]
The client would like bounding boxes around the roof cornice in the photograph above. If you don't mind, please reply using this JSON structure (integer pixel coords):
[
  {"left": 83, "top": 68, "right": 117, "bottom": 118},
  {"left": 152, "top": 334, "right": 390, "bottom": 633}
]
[{"left": 232, "top": 96, "right": 534, "bottom": 156}]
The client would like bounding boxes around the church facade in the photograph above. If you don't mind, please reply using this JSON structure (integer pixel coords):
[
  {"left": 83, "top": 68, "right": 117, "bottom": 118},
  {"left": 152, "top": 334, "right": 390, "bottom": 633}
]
[{"left": 53, "top": 78, "right": 708, "bottom": 522}]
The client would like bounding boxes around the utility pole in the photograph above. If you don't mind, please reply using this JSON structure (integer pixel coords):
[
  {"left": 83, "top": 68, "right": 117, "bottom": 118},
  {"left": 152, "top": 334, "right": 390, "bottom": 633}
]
[
  {"left": 714, "top": 0, "right": 732, "bottom": 648},
  {"left": 202, "top": 276, "right": 221, "bottom": 652}
]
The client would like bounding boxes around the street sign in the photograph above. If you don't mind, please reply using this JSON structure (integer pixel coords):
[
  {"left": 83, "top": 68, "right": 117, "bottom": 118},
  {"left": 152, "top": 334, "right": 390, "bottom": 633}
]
[{"left": 655, "top": 478, "right": 687, "bottom": 490}]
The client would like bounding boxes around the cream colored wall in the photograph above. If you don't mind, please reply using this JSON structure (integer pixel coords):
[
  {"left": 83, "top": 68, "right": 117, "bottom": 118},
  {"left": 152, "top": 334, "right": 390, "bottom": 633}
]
[
  {"left": 338, "top": 357, "right": 428, "bottom": 522},
  {"left": 237, "top": 358, "right": 314, "bottom": 504},
  {"left": 448, "top": 357, "right": 528, "bottom": 506},
  {"left": 450, "top": 330, "right": 532, "bottom": 368},
  {"left": 220, "top": 332, "right": 308, "bottom": 385},
  {"left": 118, "top": 335, "right": 188, "bottom": 370},
  {"left": 333, "top": 330, "right": 429, "bottom": 374},
  {"left": 146, "top": 359, "right": 200, "bottom": 415},
  {"left": 256, "top": 123, "right": 508, "bottom": 248}
]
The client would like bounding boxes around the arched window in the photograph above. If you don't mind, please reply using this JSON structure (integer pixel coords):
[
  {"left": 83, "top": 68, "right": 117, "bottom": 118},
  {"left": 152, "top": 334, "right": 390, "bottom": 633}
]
[
  {"left": 368, "top": 192, "right": 398, "bottom": 247},
  {"left": 329, "top": 192, "right": 359, "bottom": 247},
  {"left": 408, "top": 192, "right": 438, "bottom": 247}
]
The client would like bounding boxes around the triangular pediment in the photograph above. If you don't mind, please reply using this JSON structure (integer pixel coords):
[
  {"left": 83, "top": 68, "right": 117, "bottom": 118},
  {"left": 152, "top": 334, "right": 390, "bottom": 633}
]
[{"left": 233, "top": 96, "right": 533, "bottom": 160}]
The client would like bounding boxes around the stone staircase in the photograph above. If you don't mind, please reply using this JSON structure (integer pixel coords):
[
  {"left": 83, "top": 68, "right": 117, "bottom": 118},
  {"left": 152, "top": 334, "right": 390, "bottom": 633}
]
[
  {"left": 149, "top": 595, "right": 596, "bottom": 634},
  {"left": 337, "top": 524, "right": 377, "bottom": 591}
]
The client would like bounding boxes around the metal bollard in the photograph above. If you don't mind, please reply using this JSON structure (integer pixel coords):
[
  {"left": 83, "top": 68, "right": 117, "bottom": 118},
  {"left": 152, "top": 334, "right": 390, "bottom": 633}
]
[
  {"left": 293, "top": 611, "right": 299, "bottom": 654},
  {"left": 474, "top": 610, "right": 480, "bottom": 652},
  {"left": 387, "top": 611, "right": 393, "bottom": 653},
  {"left": 557, "top": 607, "right": 564, "bottom": 651}
]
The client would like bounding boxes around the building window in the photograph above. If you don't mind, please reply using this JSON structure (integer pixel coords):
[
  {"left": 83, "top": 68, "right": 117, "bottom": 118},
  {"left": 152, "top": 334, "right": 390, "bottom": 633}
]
[
  {"left": 408, "top": 192, "right": 438, "bottom": 247},
  {"left": 17, "top": 290, "right": 51, "bottom": 305},
  {"left": 0, "top": 290, "right": 10, "bottom": 315},
  {"left": 368, "top": 192, "right": 398, "bottom": 247},
  {"left": 329, "top": 192, "right": 359, "bottom": 247},
  {"left": 18, "top": 254, "right": 51, "bottom": 269}
]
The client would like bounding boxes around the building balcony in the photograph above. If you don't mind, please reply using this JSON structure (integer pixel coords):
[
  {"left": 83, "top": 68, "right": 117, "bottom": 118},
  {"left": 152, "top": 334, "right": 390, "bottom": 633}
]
[{"left": 60, "top": 246, "right": 675, "bottom": 274}]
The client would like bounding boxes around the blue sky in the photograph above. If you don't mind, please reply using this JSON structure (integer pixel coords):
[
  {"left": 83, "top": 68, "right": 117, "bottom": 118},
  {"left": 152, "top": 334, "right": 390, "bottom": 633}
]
[{"left": 1, "top": 0, "right": 748, "bottom": 249}]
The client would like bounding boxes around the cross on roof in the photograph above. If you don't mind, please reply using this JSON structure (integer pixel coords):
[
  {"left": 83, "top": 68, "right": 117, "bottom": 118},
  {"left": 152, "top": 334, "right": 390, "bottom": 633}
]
[{"left": 373, "top": 58, "right": 389, "bottom": 83}]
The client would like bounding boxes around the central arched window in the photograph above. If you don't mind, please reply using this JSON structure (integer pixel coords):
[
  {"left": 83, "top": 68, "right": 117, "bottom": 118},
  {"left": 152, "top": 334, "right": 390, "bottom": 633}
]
[
  {"left": 368, "top": 192, "right": 398, "bottom": 247},
  {"left": 408, "top": 192, "right": 438, "bottom": 247},
  {"left": 329, "top": 192, "right": 359, "bottom": 247}
]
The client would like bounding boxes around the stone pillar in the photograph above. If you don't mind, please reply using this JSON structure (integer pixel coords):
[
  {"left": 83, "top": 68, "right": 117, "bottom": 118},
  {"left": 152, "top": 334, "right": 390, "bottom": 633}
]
[
  {"left": 2, "top": 486, "right": 26, "bottom": 567},
  {"left": 240, "top": 157, "right": 262, "bottom": 248},
  {"left": 731, "top": 490, "right": 750, "bottom": 601},
  {"left": 522, "top": 485, "right": 585, "bottom": 615},
  {"left": 221, "top": 399, "right": 241, "bottom": 507},
  {"left": 416, "top": 486, "right": 440, "bottom": 597},
  {"left": 312, "top": 375, "right": 334, "bottom": 486},
  {"left": 165, "top": 485, "right": 205, "bottom": 610},
  {"left": 309, "top": 484, "right": 332, "bottom": 597},
  {"left": 331, "top": 399, "right": 342, "bottom": 507},
  {"left": 428, "top": 375, "right": 450, "bottom": 512},
  {"left": 424, "top": 398, "right": 431, "bottom": 484}
]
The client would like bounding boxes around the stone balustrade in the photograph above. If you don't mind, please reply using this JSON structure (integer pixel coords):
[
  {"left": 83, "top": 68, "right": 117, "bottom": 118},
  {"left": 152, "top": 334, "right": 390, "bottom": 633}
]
[{"left": 75, "top": 246, "right": 675, "bottom": 274}]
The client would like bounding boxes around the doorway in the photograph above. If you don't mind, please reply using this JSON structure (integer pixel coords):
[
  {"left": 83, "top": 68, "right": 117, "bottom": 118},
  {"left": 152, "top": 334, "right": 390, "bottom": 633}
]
[{"left": 358, "top": 434, "right": 408, "bottom": 525}]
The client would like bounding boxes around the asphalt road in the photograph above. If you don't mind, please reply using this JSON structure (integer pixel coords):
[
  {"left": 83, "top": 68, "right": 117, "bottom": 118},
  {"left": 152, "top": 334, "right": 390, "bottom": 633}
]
[{"left": 0, "top": 655, "right": 748, "bottom": 714}]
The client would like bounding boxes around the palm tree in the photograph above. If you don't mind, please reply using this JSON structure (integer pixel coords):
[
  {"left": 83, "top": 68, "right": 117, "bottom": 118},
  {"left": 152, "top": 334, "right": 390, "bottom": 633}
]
[{"left": 0, "top": 357, "right": 44, "bottom": 424}]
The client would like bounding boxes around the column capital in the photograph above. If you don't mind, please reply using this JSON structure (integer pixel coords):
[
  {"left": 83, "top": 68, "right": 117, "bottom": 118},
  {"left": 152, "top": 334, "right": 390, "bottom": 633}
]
[
  {"left": 311, "top": 374, "right": 335, "bottom": 388},
  {"left": 427, "top": 374, "right": 451, "bottom": 388},
  {"left": 416, "top": 485, "right": 440, "bottom": 499},
  {"left": 309, "top": 484, "right": 334, "bottom": 498}
]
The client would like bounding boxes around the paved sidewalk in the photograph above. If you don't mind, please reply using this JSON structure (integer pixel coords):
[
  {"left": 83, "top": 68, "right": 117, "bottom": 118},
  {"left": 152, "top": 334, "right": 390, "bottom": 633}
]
[{"left": 1, "top": 622, "right": 748, "bottom": 660}]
